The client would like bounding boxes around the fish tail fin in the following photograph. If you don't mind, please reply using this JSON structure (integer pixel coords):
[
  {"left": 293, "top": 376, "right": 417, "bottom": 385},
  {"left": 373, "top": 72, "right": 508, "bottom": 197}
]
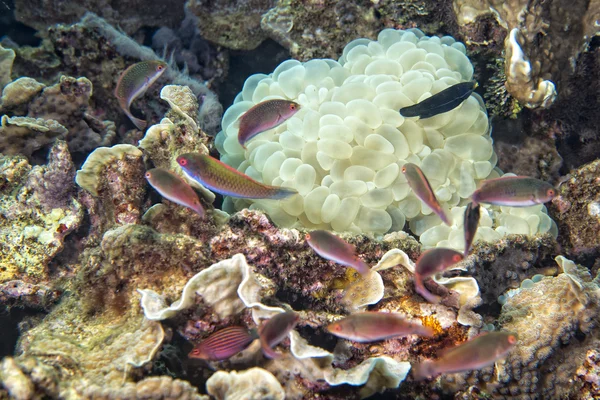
[
  {"left": 193, "top": 203, "right": 206, "bottom": 218},
  {"left": 412, "top": 360, "right": 435, "bottom": 381},
  {"left": 270, "top": 187, "right": 298, "bottom": 200},
  {"left": 127, "top": 112, "right": 147, "bottom": 130},
  {"left": 260, "top": 338, "right": 282, "bottom": 359},
  {"left": 415, "top": 275, "right": 441, "bottom": 304},
  {"left": 438, "top": 208, "right": 452, "bottom": 226},
  {"left": 355, "top": 260, "right": 371, "bottom": 276}
]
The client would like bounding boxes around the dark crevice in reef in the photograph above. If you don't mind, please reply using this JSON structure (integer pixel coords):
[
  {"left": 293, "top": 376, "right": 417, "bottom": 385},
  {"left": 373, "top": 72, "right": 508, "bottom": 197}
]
[
  {"left": 216, "top": 38, "right": 290, "bottom": 110},
  {"left": 0, "top": 0, "right": 40, "bottom": 47},
  {"left": 0, "top": 307, "right": 43, "bottom": 358}
]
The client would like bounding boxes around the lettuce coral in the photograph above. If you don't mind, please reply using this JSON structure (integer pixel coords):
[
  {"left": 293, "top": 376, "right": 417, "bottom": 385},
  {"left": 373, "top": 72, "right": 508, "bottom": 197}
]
[{"left": 216, "top": 28, "right": 555, "bottom": 248}]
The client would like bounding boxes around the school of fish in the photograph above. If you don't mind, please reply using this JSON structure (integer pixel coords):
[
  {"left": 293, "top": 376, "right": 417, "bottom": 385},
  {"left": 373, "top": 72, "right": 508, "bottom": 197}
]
[{"left": 116, "top": 67, "right": 557, "bottom": 380}]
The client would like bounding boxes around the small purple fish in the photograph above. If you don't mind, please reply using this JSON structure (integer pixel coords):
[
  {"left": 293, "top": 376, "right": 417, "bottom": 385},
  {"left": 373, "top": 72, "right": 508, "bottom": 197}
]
[
  {"left": 413, "top": 331, "right": 517, "bottom": 380},
  {"left": 238, "top": 100, "right": 301, "bottom": 148},
  {"left": 306, "top": 230, "right": 370, "bottom": 276},
  {"left": 414, "top": 248, "right": 464, "bottom": 304},
  {"left": 177, "top": 153, "right": 297, "bottom": 199},
  {"left": 115, "top": 60, "right": 167, "bottom": 130},
  {"left": 327, "top": 312, "right": 434, "bottom": 343},
  {"left": 188, "top": 326, "right": 258, "bottom": 361},
  {"left": 471, "top": 176, "right": 557, "bottom": 207},
  {"left": 145, "top": 168, "right": 205, "bottom": 217},
  {"left": 401, "top": 163, "right": 451, "bottom": 225},
  {"left": 258, "top": 311, "right": 299, "bottom": 359},
  {"left": 463, "top": 202, "right": 481, "bottom": 256}
]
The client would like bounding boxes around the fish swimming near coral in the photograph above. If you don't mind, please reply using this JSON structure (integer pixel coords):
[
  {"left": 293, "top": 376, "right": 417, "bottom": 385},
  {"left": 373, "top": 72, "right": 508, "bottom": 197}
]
[
  {"left": 327, "top": 312, "right": 434, "bottom": 343},
  {"left": 463, "top": 202, "right": 481, "bottom": 256},
  {"left": 145, "top": 168, "right": 205, "bottom": 217},
  {"left": 238, "top": 99, "right": 301, "bottom": 148},
  {"left": 177, "top": 153, "right": 297, "bottom": 199},
  {"left": 115, "top": 60, "right": 167, "bottom": 130},
  {"left": 413, "top": 331, "right": 518, "bottom": 380},
  {"left": 471, "top": 176, "right": 557, "bottom": 207},
  {"left": 188, "top": 326, "right": 258, "bottom": 361},
  {"left": 258, "top": 311, "right": 299, "bottom": 359},
  {"left": 399, "top": 81, "right": 477, "bottom": 119},
  {"left": 401, "top": 163, "right": 451, "bottom": 225},
  {"left": 306, "top": 230, "right": 370, "bottom": 276},
  {"left": 414, "top": 248, "right": 464, "bottom": 303}
]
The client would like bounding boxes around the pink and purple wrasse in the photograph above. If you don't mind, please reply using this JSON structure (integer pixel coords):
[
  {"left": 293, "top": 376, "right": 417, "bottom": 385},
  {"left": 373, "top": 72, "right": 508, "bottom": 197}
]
[
  {"left": 463, "top": 202, "right": 481, "bottom": 257},
  {"left": 145, "top": 168, "right": 205, "bottom": 217},
  {"left": 177, "top": 153, "right": 297, "bottom": 199},
  {"left": 188, "top": 326, "right": 258, "bottom": 361},
  {"left": 471, "top": 176, "right": 557, "bottom": 207},
  {"left": 115, "top": 60, "right": 167, "bottom": 130},
  {"left": 401, "top": 163, "right": 451, "bottom": 225},
  {"left": 306, "top": 230, "right": 370, "bottom": 276},
  {"left": 238, "top": 100, "right": 301, "bottom": 148},
  {"left": 258, "top": 311, "right": 299, "bottom": 359},
  {"left": 414, "top": 248, "right": 464, "bottom": 304},
  {"left": 327, "top": 312, "right": 434, "bottom": 343},
  {"left": 413, "top": 331, "right": 517, "bottom": 380}
]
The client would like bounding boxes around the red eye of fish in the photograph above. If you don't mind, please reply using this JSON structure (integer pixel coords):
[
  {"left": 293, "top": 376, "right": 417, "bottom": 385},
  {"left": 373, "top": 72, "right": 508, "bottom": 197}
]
[
  {"left": 157, "top": 65, "right": 164, "bottom": 71},
  {"left": 547, "top": 188, "right": 556, "bottom": 197},
  {"left": 145, "top": 172, "right": 151, "bottom": 178},
  {"left": 191, "top": 349, "right": 199, "bottom": 355},
  {"left": 401, "top": 166, "right": 407, "bottom": 173},
  {"left": 305, "top": 234, "right": 311, "bottom": 240},
  {"left": 508, "top": 335, "right": 517, "bottom": 344},
  {"left": 178, "top": 158, "right": 188, "bottom": 166},
  {"left": 453, "top": 254, "right": 463, "bottom": 262},
  {"left": 289, "top": 104, "right": 297, "bottom": 110}
]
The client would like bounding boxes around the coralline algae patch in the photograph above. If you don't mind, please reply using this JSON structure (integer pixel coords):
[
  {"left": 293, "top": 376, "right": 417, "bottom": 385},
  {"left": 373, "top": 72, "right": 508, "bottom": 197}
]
[{"left": 216, "top": 28, "right": 555, "bottom": 246}]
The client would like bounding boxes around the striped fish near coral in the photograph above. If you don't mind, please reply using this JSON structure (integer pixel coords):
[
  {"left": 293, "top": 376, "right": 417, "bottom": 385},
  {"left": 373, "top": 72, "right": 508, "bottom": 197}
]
[
  {"left": 413, "top": 331, "right": 518, "bottom": 380},
  {"left": 177, "top": 153, "right": 297, "bottom": 199},
  {"left": 414, "top": 248, "right": 464, "bottom": 303},
  {"left": 306, "top": 230, "right": 370, "bottom": 276},
  {"left": 327, "top": 312, "right": 434, "bottom": 343},
  {"left": 145, "top": 168, "right": 205, "bottom": 217},
  {"left": 258, "top": 311, "right": 299, "bottom": 359},
  {"left": 114, "top": 60, "right": 167, "bottom": 130},
  {"left": 238, "top": 99, "right": 301, "bottom": 148},
  {"left": 399, "top": 81, "right": 477, "bottom": 119},
  {"left": 401, "top": 163, "right": 451, "bottom": 225},
  {"left": 471, "top": 176, "right": 557, "bottom": 206},
  {"left": 188, "top": 326, "right": 258, "bottom": 361}
]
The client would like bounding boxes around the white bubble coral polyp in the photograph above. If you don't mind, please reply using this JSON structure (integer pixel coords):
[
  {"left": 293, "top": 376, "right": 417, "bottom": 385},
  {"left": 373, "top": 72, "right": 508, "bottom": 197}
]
[{"left": 216, "top": 28, "right": 554, "bottom": 244}]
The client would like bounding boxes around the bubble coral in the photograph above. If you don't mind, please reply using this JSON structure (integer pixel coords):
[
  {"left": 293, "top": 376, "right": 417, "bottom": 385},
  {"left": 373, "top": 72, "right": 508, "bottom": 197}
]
[{"left": 216, "top": 28, "right": 554, "bottom": 246}]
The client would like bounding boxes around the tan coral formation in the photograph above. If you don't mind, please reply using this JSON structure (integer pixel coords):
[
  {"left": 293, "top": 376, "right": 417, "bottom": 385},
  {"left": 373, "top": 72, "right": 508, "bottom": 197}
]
[{"left": 453, "top": 0, "right": 600, "bottom": 108}]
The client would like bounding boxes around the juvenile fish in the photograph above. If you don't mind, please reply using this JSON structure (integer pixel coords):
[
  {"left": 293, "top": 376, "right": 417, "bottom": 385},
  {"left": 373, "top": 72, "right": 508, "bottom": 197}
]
[
  {"left": 327, "top": 312, "right": 434, "bottom": 343},
  {"left": 306, "top": 230, "right": 370, "bottom": 276},
  {"left": 145, "top": 168, "right": 205, "bottom": 217},
  {"left": 471, "top": 176, "right": 557, "bottom": 206},
  {"left": 399, "top": 81, "right": 477, "bottom": 119},
  {"left": 413, "top": 331, "right": 517, "bottom": 380},
  {"left": 115, "top": 60, "right": 167, "bottom": 130},
  {"left": 258, "top": 311, "right": 299, "bottom": 359},
  {"left": 238, "top": 100, "right": 301, "bottom": 148},
  {"left": 414, "top": 248, "right": 464, "bottom": 304},
  {"left": 177, "top": 153, "right": 297, "bottom": 199},
  {"left": 401, "top": 163, "right": 451, "bottom": 225},
  {"left": 188, "top": 326, "right": 258, "bottom": 361},
  {"left": 463, "top": 202, "right": 481, "bottom": 256}
]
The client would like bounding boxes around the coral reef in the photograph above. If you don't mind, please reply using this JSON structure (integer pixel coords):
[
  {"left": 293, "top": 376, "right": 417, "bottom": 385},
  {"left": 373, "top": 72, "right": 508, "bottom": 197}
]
[
  {"left": 13, "top": 0, "right": 186, "bottom": 35},
  {"left": 216, "top": 28, "right": 555, "bottom": 246},
  {"left": 453, "top": 0, "right": 600, "bottom": 108},
  {"left": 0, "top": 44, "right": 15, "bottom": 91},
  {"left": 549, "top": 158, "right": 600, "bottom": 260},
  {"left": 206, "top": 367, "right": 285, "bottom": 400},
  {"left": 0, "top": 141, "right": 83, "bottom": 284}
]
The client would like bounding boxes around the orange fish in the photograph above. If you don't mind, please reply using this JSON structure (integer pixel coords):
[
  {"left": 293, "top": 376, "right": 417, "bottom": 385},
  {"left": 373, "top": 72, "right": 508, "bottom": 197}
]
[
  {"left": 413, "top": 331, "right": 517, "bottom": 379},
  {"left": 115, "top": 60, "right": 167, "bottom": 130},
  {"left": 306, "top": 230, "right": 370, "bottom": 276},
  {"left": 238, "top": 100, "right": 300, "bottom": 148},
  {"left": 327, "top": 312, "right": 433, "bottom": 342},
  {"left": 414, "top": 248, "right": 464, "bottom": 303},
  {"left": 401, "top": 163, "right": 451, "bottom": 225}
]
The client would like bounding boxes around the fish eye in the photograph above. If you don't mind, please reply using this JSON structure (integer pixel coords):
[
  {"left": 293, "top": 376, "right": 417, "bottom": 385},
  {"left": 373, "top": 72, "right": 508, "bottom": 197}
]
[
  {"left": 290, "top": 103, "right": 297, "bottom": 110},
  {"left": 145, "top": 172, "right": 151, "bottom": 178},
  {"left": 157, "top": 65, "right": 164, "bottom": 71},
  {"left": 547, "top": 188, "right": 556, "bottom": 197},
  {"left": 453, "top": 254, "right": 462, "bottom": 262},
  {"left": 178, "top": 158, "right": 188, "bottom": 166},
  {"left": 191, "top": 349, "right": 199, "bottom": 355},
  {"left": 508, "top": 335, "right": 517, "bottom": 344},
  {"left": 401, "top": 166, "right": 407, "bottom": 173},
  {"left": 306, "top": 234, "right": 311, "bottom": 240}
]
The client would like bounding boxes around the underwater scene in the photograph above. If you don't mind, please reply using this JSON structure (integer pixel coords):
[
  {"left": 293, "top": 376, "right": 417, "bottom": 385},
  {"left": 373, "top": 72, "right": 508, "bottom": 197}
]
[{"left": 0, "top": 0, "right": 599, "bottom": 399}]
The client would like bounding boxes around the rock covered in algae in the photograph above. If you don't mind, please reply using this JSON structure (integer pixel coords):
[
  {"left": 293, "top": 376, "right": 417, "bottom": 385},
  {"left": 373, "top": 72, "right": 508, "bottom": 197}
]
[
  {"left": 549, "top": 158, "right": 600, "bottom": 260},
  {"left": 206, "top": 367, "right": 285, "bottom": 400},
  {"left": 0, "top": 141, "right": 83, "bottom": 284},
  {"left": 0, "top": 44, "right": 15, "bottom": 91}
]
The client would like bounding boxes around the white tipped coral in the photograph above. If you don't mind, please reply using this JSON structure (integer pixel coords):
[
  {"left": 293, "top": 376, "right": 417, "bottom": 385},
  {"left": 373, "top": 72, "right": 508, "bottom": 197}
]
[{"left": 217, "top": 28, "right": 554, "bottom": 245}]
